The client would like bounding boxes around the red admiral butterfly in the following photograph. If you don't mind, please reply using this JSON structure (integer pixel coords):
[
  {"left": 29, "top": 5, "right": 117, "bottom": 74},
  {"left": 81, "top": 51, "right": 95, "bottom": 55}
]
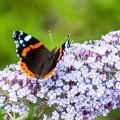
[{"left": 12, "top": 30, "right": 72, "bottom": 81}]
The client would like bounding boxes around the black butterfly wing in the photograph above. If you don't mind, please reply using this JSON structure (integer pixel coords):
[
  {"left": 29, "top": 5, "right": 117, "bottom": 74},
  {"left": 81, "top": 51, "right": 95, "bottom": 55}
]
[
  {"left": 13, "top": 31, "right": 73, "bottom": 81},
  {"left": 13, "top": 30, "right": 51, "bottom": 79},
  {"left": 36, "top": 39, "right": 73, "bottom": 80},
  {"left": 56, "top": 39, "right": 73, "bottom": 61}
]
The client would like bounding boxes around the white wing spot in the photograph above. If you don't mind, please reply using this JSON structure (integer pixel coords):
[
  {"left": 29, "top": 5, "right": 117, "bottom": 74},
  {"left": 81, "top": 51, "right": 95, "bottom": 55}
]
[
  {"left": 20, "top": 40, "right": 23, "bottom": 44},
  {"left": 13, "top": 31, "right": 16, "bottom": 37},
  {"left": 15, "top": 40, "right": 18, "bottom": 44},
  {"left": 23, "top": 44, "right": 25, "bottom": 47},
  {"left": 17, "top": 54, "right": 20, "bottom": 57},
  {"left": 65, "top": 41, "right": 68, "bottom": 47},
  {"left": 16, "top": 44, "right": 20, "bottom": 48},
  {"left": 20, "top": 31, "right": 23, "bottom": 35},
  {"left": 24, "top": 35, "right": 32, "bottom": 42}
]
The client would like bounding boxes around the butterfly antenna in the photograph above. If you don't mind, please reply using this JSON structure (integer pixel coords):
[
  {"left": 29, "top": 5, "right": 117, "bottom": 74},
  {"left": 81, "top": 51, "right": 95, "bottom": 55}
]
[
  {"left": 58, "top": 34, "right": 70, "bottom": 47},
  {"left": 49, "top": 30, "right": 54, "bottom": 48}
]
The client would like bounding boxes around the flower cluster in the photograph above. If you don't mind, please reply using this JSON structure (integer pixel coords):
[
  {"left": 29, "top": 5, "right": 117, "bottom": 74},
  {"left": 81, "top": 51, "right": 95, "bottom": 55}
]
[
  {"left": 0, "top": 64, "right": 40, "bottom": 119},
  {"left": 41, "top": 30, "right": 120, "bottom": 120},
  {"left": 1, "top": 30, "right": 120, "bottom": 120}
]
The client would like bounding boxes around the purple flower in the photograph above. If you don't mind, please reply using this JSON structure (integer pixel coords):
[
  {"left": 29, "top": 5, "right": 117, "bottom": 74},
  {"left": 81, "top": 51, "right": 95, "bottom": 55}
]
[
  {"left": 42, "top": 30, "right": 120, "bottom": 119},
  {"left": 0, "top": 64, "right": 38, "bottom": 119},
  {"left": 1, "top": 30, "right": 120, "bottom": 120}
]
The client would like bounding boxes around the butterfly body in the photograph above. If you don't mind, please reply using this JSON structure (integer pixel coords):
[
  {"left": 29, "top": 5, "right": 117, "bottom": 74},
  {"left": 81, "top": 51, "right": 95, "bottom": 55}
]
[{"left": 13, "top": 30, "right": 72, "bottom": 81}]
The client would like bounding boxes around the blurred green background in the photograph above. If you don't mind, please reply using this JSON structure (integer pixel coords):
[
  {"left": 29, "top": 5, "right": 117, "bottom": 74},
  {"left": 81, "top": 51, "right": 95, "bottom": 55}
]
[{"left": 0, "top": 0, "right": 120, "bottom": 119}]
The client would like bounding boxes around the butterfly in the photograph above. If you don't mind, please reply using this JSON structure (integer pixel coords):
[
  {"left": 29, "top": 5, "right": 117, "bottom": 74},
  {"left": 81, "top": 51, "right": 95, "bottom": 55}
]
[{"left": 12, "top": 30, "right": 73, "bottom": 81}]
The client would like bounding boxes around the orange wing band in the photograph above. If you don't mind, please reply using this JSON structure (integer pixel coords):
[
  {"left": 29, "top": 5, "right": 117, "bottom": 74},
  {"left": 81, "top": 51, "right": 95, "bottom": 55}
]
[
  {"left": 20, "top": 60, "right": 35, "bottom": 78},
  {"left": 22, "top": 42, "right": 42, "bottom": 57},
  {"left": 21, "top": 42, "right": 56, "bottom": 80},
  {"left": 41, "top": 68, "right": 56, "bottom": 81},
  {"left": 57, "top": 46, "right": 63, "bottom": 61}
]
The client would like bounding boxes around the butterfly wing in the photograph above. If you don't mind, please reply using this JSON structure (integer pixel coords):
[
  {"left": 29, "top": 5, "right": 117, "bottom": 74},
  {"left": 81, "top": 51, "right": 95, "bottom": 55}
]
[
  {"left": 13, "top": 30, "right": 73, "bottom": 81},
  {"left": 38, "top": 39, "right": 73, "bottom": 80},
  {"left": 12, "top": 30, "right": 50, "bottom": 78},
  {"left": 57, "top": 39, "right": 73, "bottom": 61}
]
